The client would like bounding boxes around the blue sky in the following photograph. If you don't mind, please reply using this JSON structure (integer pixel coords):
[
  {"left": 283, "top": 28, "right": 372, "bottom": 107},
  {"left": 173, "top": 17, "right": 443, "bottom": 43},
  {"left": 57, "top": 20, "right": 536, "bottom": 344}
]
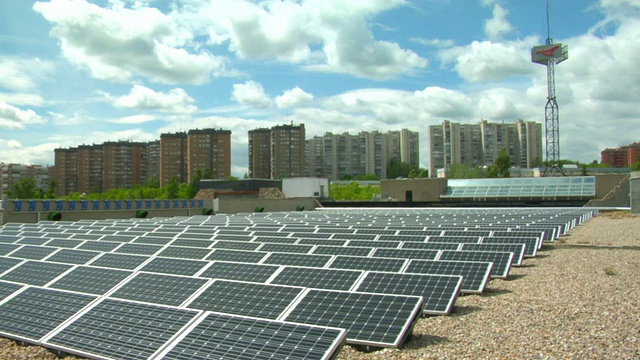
[{"left": 1, "top": 0, "right": 639, "bottom": 176}]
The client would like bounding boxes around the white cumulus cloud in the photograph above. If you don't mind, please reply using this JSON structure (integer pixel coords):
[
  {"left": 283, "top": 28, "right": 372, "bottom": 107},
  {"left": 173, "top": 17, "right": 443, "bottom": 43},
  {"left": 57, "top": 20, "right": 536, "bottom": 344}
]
[
  {"left": 275, "top": 87, "right": 314, "bottom": 108},
  {"left": 110, "top": 85, "right": 197, "bottom": 114},
  {"left": 0, "top": 101, "right": 45, "bottom": 129},
  {"left": 232, "top": 81, "right": 272, "bottom": 108}
]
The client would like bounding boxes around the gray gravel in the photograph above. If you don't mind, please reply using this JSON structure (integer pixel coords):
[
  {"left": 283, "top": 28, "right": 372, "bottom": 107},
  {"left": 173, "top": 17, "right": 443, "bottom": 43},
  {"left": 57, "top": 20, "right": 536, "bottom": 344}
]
[{"left": 1, "top": 211, "right": 639, "bottom": 359}]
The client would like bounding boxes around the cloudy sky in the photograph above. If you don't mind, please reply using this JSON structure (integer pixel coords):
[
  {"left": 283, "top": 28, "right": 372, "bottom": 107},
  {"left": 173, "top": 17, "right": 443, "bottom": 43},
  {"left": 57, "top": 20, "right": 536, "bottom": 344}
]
[{"left": 1, "top": 0, "right": 639, "bottom": 176}]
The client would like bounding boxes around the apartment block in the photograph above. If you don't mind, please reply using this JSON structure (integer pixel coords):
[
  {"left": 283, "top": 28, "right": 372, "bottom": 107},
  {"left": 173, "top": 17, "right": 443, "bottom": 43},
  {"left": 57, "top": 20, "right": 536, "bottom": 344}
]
[
  {"left": 160, "top": 132, "right": 188, "bottom": 187},
  {"left": 305, "top": 129, "right": 419, "bottom": 180},
  {"left": 601, "top": 142, "right": 640, "bottom": 167},
  {"left": 187, "top": 128, "right": 232, "bottom": 182},
  {"left": 0, "top": 163, "right": 50, "bottom": 199},
  {"left": 77, "top": 144, "right": 103, "bottom": 194},
  {"left": 429, "top": 119, "right": 543, "bottom": 177},
  {"left": 54, "top": 148, "right": 78, "bottom": 196},
  {"left": 248, "top": 128, "right": 271, "bottom": 178},
  {"left": 146, "top": 140, "right": 160, "bottom": 183},
  {"left": 248, "top": 124, "right": 306, "bottom": 179},
  {"left": 102, "top": 141, "right": 146, "bottom": 190}
]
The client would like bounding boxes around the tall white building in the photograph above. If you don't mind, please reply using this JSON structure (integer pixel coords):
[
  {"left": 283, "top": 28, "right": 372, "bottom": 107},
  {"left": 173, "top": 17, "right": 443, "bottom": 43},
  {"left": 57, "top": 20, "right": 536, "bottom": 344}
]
[
  {"left": 306, "top": 129, "right": 419, "bottom": 180},
  {"left": 429, "top": 119, "right": 542, "bottom": 177}
]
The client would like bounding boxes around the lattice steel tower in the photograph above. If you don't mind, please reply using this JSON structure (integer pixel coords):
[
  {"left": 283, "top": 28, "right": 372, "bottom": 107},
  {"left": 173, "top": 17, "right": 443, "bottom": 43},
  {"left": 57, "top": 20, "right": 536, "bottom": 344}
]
[{"left": 531, "top": 1, "right": 567, "bottom": 175}]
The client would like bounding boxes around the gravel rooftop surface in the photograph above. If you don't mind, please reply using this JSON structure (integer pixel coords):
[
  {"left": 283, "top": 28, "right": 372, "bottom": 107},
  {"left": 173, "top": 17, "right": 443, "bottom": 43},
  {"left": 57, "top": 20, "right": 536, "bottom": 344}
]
[{"left": 1, "top": 211, "right": 639, "bottom": 359}]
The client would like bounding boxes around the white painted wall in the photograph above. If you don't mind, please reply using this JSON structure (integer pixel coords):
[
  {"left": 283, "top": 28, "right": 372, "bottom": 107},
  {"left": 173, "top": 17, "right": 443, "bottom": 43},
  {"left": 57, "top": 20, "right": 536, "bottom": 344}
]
[{"left": 282, "top": 178, "right": 329, "bottom": 198}]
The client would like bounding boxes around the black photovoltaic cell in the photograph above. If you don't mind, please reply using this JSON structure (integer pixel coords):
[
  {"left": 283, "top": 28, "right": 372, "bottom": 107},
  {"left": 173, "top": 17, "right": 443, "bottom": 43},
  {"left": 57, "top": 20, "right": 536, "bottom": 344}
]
[
  {"left": 0, "top": 287, "right": 96, "bottom": 341},
  {"left": 330, "top": 233, "right": 377, "bottom": 240},
  {"left": 48, "top": 266, "right": 132, "bottom": 295},
  {"left": 378, "top": 234, "right": 427, "bottom": 242},
  {"left": 404, "top": 259, "right": 493, "bottom": 294},
  {"left": 45, "top": 299, "right": 199, "bottom": 360},
  {"left": 461, "top": 243, "right": 526, "bottom": 265},
  {"left": 132, "top": 236, "right": 174, "bottom": 245},
  {"left": 110, "top": 272, "right": 208, "bottom": 307},
  {"left": 269, "top": 267, "right": 363, "bottom": 291},
  {"left": 481, "top": 237, "right": 539, "bottom": 257},
  {"left": 171, "top": 239, "right": 214, "bottom": 248},
  {"left": 0, "top": 281, "right": 23, "bottom": 301},
  {"left": 257, "top": 243, "right": 313, "bottom": 254},
  {"left": 401, "top": 242, "right": 461, "bottom": 251},
  {"left": 284, "top": 289, "right": 423, "bottom": 347},
  {"left": 88, "top": 253, "right": 149, "bottom": 270},
  {"left": 0, "top": 235, "right": 21, "bottom": 244},
  {"left": 97, "top": 234, "right": 136, "bottom": 242},
  {"left": 0, "top": 256, "right": 22, "bottom": 274},
  {"left": 354, "top": 272, "right": 462, "bottom": 315},
  {"left": 44, "top": 239, "right": 84, "bottom": 248},
  {"left": 8, "top": 246, "right": 58, "bottom": 260},
  {"left": 371, "top": 248, "right": 440, "bottom": 260},
  {"left": 252, "top": 236, "right": 299, "bottom": 244},
  {"left": 0, "top": 244, "right": 20, "bottom": 256},
  {"left": 262, "top": 252, "right": 332, "bottom": 267},
  {"left": 160, "top": 312, "right": 345, "bottom": 360},
  {"left": 77, "top": 241, "right": 120, "bottom": 252},
  {"left": 157, "top": 246, "right": 212, "bottom": 260},
  {"left": 140, "top": 257, "right": 209, "bottom": 276},
  {"left": 199, "top": 261, "right": 281, "bottom": 283},
  {"left": 114, "top": 243, "right": 163, "bottom": 256},
  {"left": 329, "top": 256, "right": 407, "bottom": 273},
  {"left": 45, "top": 249, "right": 101, "bottom": 265},
  {"left": 69, "top": 234, "right": 104, "bottom": 241},
  {"left": 312, "top": 245, "right": 373, "bottom": 257},
  {"left": 213, "top": 234, "right": 254, "bottom": 241},
  {"left": 438, "top": 250, "right": 513, "bottom": 279},
  {"left": 427, "top": 235, "right": 482, "bottom": 244},
  {"left": 346, "top": 240, "right": 400, "bottom": 248},
  {"left": 296, "top": 238, "right": 347, "bottom": 247},
  {"left": 211, "top": 241, "right": 262, "bottom": 251},
  {"left": 186, "top": 280, "right": 303, "bottom": 320},
  {"left": 206, "top": 249, "right": 268, "bottom": 263},
  {"left": 16, "top": 237, "right": 50, "bottom": 245},
  {"left": 0, "top": 261, "right": 72, "bottom": 286}
]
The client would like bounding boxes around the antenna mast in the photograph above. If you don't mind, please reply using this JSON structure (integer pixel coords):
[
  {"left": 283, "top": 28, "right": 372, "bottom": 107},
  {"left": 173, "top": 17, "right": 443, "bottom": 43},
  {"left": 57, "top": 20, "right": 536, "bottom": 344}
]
[{"left": 532, "top": 0, "right": 568, "bottom": 176}]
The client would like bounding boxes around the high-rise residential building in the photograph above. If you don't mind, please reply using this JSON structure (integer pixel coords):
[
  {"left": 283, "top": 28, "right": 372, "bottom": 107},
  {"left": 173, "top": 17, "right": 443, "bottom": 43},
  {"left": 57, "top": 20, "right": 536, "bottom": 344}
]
[
  {"left": 429, "top": 119, "right": 543, "bottom": 177},
  {"left": 187, "top": 128, "right": 232, "bottom": 182},
  {"left": 145, "top": 140, "right": 160, "bottom": 184},
  {"left": 248, "top": 128, "right": 271, "bottom": 178},
  {"left": 0, "top": 163, "right": 50, "bottom": 199},
  {"left": 102, "top": 141, "right": 146, "bottom": 190},
  {"left": 305, "top": 129, "right": 419, "bottom": 180},
  {"left": 77, "top": 144, "right": 103, "bottom": 194},
  {"left": 54, "top": 148, "right": 78, "bottom": 196},
  {"left": 601, "top": 142, "right": 640, "bottom": 167},
  {"left": 160, "top": 132, "right": 188, "bottom": 187},
  {"left": 248, "top": 124, "right": 306, "bottom": 179}
]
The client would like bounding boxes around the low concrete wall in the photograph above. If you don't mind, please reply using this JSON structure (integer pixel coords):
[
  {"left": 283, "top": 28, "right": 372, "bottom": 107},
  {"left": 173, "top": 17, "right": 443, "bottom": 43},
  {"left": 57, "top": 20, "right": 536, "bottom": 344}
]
[
  {"left": 631, "top": 171, "right": 640, "bottom": 214},
  {"left": 217, "top": 198, "right": 317, "bottom": 214}
]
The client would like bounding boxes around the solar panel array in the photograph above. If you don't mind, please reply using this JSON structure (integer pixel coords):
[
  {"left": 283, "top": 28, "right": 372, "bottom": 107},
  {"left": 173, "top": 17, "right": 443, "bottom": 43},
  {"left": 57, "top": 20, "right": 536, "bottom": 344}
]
[{"left": 0, "top": 207, "right": 597, "bottom": 358}]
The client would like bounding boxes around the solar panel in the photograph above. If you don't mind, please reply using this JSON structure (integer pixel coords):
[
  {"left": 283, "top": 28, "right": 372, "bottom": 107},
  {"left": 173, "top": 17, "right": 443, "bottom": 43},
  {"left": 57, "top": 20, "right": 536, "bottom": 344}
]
[
  {"left": 132, "top": 236, "right": 174, "bottom": 245},
  {"left": 113, "top": 243, "right": 163, "bottom": 256},
  {"left": 346, "top": 240, "right": 401, "bottom": 248},
  {"left": 283, "top": 289, "right": 423, "bottom": 347},
  {"left": 199, "top": 261, "right": 281, "bottom": 283},
  {"left": 461, "top": 243, "right": 526, "bottom": 265},
  {"left": 211, "top": 240, "right": 262, "bottom": 251},
  {"left": 481, "top": 236, "right": 539, "bottom": 257},
  {"left": 312, "top": 245, "right": 374, "bottom": 257},
  {"left": 0, "top": 281, "right": 23, "bottom": 301},
  {"left": 44, "top": 298, "right": 199, "bottom": 360},
  {"left": 0, "top": 243, "right": 20, "bottom": 255},
  {"left": 404, "top": 259, "right": 493, "bottom": 294},
  {"left": 110, "top": 272, "right": 209, "bottom": 307},
  {"left": 329, "top": 256, "right": 407, "bottom": 272},
  {"left": 0, "top": 287, "right": 96, "bottom": 342},
  {"left": 16, "top": 237, "right": 50, "bottom": 245},
  {"left": 438, "top": 250, "right": 513, "bottom": 279},
  {"left": 158, "top": 312, "right": 346, "bottom": 360},
  {"left": 44, "top": 249, "right": 101, "bottom": 265},
  {"left": 206, "top": 249, "right": 268, "bottom": 263},
  {"left": 157, "top": 246, "right": 213, "bottom": 260},
  {"left": 99, "top": 234, "right": 137, "bottom": 242},
  {"left": 296, "top": 238, "right": 347, "bottom": 247},
  {"left": 354, "top": 272, "right": 462, "bottom": 315},
  {"left": 269, "top": 267, "right": 363, "bottom": 291},
  {"left": 69, "top": 234, "right": 104, "bottom": 241},
  {"left": 401, "top": 242, "right": 462, "bottom": 251},
  {"left": 252, "top": 236, "right": 299, "bottom": 244},
  {"left": 43, "top": 239, "right": 84, "bottom": 248},
  {"left": 371, "top": 248, "right": 440, "bottom": 260},
  {"left": 76, "top": 241, "right": 121, "bottom": 252},
  {"left": 0, "top": 235, "right": 21, "bottom": 244},
  {"left": 88, "top": 253, "right": 149, "bottom": 270},
  {"left": 170, "top": 238, "right": 214, "bottom": 248},
  {"left": 257, "top": 243, "right": 313, "bottom": 254},
  {"left": 0, "top": 256, "right": 23, "bottom": 275},
  {"left": 0, "top": 260, "right": 72, "bottom": 286},
  {"left": 185, "top": 280, "right": 303, "bottom": 320},
  {"left": 8, "top": 245, "right": 59, "bottom": 260},
  {"left": 262, "top": 252, "right": 332, "bottom": 267},
  {"left": 427, "top": 235, "right": 482, "bottom": 244},
  {"left": 138, "top": 257, "right": 208, "bottom": 276},
  {"left": 48, "top": 266, "right": 132, "bottom": 295}
]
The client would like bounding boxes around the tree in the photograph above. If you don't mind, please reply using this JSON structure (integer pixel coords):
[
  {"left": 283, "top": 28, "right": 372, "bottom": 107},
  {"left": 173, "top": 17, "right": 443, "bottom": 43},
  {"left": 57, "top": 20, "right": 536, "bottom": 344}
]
[
  {"left": 329, "top": 182, "right": 380, "bottom": 200},
  {"left": 6, "top": 178, "right": 40, "bottom": 199},
  {"left": 164, "top": 178, "right": 180, "bottom": 199},
  {"left": 631, "top": 154, "right": 640, "bottom": 171},
  {"left": 487, "top": 149, "right": 511, "bottom": 178},
  {"left": 387, "top": 159, "right": 419, "bottom": 179},
  {"left": 447, "top": 164, "right": 485, "bottom": 179}
]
